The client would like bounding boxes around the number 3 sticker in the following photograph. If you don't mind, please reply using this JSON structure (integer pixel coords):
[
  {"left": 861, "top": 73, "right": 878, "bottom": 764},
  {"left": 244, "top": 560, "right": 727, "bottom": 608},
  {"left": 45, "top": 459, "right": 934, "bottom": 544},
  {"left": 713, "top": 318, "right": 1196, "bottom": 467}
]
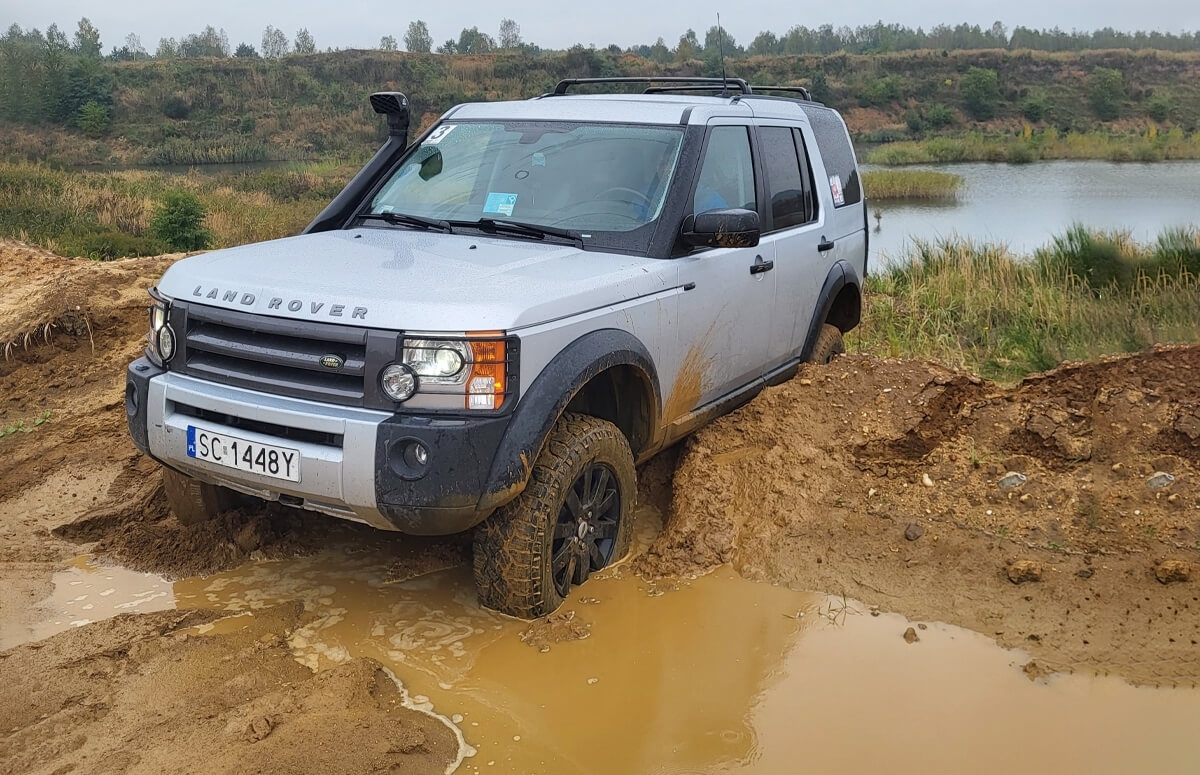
[{"left": 425, "top": 124, "right": 456, "bottom": 145}]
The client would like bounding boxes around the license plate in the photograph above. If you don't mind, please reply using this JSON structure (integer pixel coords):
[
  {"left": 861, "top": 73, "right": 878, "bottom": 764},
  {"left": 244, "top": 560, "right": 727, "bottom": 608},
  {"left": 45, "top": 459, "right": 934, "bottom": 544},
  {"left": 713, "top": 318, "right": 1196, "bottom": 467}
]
[{"left": 186, "top": 426, "right": 301, "bottom": 482}]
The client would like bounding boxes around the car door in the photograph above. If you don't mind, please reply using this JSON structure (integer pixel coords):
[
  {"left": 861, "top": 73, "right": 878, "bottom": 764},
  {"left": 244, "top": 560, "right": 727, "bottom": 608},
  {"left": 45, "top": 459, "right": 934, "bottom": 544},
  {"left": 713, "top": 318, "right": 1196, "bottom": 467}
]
[
  {"left": 753, "top": 125, "right": 825, "bottom": 368},
  {"left": 665, "top": 123, "right": 774, "bottom": 422}
]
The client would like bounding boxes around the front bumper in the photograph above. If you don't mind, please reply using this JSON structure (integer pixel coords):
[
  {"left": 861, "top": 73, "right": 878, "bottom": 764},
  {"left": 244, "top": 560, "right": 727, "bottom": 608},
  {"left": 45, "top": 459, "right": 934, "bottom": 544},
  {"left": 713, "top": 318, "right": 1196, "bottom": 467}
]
[{"left": 125, "top": 358, "right": 510, "bottom": 534}]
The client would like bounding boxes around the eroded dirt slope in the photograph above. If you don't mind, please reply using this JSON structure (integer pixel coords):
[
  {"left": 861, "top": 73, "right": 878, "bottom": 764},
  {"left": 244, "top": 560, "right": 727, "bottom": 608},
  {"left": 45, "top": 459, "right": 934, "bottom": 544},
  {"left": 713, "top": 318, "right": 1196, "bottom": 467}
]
[{"left": 638, "top": 350, "right": 1200, "bottom": 685}]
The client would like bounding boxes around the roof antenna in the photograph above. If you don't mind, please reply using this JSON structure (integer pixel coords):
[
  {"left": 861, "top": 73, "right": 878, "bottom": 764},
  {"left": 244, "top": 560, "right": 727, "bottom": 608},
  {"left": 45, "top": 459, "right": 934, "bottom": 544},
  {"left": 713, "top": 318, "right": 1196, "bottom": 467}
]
[{"left": 717, "top": 13, "right": 730, "bottom": 98}]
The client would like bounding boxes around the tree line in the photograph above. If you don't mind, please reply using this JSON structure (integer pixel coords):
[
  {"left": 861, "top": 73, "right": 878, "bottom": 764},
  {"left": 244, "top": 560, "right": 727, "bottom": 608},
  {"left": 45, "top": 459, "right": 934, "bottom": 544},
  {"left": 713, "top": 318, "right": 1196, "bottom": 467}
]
[
  {"left": 6, "top": 17, "right": 1200, "bottom": 63},
  {"left": 2, "top": 16, "right": 1198, "bottom": 136}
]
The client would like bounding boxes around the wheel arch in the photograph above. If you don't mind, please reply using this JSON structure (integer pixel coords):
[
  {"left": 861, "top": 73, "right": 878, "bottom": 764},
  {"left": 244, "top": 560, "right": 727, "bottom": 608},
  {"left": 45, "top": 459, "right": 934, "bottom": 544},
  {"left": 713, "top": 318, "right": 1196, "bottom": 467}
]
[
  {"left": 478, "top": 329, "right": 660, "bottom": 513},
  {"left": 798, "top": 261, "right": 861, "bottom": 362}
]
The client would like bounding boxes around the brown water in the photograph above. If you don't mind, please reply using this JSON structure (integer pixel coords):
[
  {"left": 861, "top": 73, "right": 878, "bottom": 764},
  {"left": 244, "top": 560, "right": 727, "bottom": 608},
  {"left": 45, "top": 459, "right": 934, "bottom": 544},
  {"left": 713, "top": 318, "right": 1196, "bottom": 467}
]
[
  {"left": 15, "top": 512, "right": 1200, "bottom": 773},
  {"left": 0, "top": 555, "right": 175, "bottom": 649}
]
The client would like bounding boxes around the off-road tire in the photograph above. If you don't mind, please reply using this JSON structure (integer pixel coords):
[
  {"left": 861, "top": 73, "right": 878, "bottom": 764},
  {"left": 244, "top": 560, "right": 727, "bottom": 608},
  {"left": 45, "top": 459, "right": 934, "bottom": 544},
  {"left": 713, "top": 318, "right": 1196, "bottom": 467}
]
[
  {"left": 473, "top": 413, "right": 636, "bottom": 619},
  {"left": 161, "top": 468, "right": 245, "bottom": 526},
  {"left": 808, "top": 323, "right": 845, "bottom": 364}
]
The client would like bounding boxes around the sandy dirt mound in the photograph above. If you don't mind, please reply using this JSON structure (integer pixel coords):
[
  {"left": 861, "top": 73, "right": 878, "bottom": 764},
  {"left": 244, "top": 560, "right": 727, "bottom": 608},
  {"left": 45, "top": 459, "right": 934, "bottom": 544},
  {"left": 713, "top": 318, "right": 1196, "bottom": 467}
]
[
  {"left": 638, "top": 348, "right": 1200, "bottom": 685},
  {"left": 0, "top": 604, "right": 459, "bottom": 775}
]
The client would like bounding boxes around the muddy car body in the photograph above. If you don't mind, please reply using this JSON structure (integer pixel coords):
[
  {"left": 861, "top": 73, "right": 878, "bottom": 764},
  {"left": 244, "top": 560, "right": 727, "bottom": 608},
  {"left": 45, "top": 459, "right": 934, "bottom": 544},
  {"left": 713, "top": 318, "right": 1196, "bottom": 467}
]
[{"left": 125, "top": 77, "right": 867, "bottom": 617}]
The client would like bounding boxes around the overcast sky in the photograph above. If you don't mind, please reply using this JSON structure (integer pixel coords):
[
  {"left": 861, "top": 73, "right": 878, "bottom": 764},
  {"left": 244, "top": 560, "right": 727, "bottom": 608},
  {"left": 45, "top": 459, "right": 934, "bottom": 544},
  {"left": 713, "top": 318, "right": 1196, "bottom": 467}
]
[{"left": 5, "top": 0, "right": 1198, "bottom": 53}]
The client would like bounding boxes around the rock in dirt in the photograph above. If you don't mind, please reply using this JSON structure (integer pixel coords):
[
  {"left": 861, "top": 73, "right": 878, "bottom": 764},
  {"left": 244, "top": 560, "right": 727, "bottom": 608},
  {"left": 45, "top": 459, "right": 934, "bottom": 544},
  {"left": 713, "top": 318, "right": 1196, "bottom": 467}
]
[
  {"left": 998, "top": 471, "right": 1028, "bottom": 490},
  {"left": 1155, "top": 560, "right": 1192, "bottom": 584},
  {"left": 903, "top": 626, "right": 920, "bottom": 644},
  {"left": 1146, "top": 471, "right": 1176, "bottom": 489},
  {"left": 1006, "top": 560, "right": 1044, "bottom": 584},
  {"left": 1022, "top": 660, "right": 1054, "bottom": 682},
  {"left": 904, "top": 523, "right": 924, "bottom": 541}
]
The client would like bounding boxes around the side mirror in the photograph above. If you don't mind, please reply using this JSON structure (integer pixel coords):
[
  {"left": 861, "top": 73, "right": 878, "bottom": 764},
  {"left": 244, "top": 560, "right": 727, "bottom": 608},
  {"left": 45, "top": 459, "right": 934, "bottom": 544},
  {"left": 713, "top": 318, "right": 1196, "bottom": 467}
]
[
  {"left": 682, "top": 208, "right": 760, "bottom": 249},
  {"left": 369, "top": 91, "right": 410, "bottom": 142}
]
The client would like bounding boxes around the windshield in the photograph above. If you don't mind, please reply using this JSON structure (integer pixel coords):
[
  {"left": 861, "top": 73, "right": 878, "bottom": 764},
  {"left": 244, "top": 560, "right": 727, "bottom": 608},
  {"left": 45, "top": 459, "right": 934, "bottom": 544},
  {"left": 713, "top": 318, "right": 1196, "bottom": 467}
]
[{"left": 367, "top": 121, "right": 684, "bottom": 244}]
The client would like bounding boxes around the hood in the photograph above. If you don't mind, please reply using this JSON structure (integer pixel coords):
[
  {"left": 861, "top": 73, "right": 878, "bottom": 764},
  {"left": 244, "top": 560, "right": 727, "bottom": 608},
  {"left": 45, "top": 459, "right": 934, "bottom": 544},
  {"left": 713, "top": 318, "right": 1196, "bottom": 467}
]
[{"left": 156, "top": 228, "right": 672, "bottom": 331}]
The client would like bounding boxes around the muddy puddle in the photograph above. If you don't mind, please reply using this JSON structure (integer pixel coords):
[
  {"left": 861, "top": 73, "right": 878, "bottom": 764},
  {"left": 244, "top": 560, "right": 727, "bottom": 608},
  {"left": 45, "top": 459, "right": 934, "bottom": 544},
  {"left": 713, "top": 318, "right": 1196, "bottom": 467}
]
[
  {"left": 11, "top": 510, "right": 1200, "bottom": 773},
  {"left": 0, "top": 555, "right": 175, "bottom": 650}
]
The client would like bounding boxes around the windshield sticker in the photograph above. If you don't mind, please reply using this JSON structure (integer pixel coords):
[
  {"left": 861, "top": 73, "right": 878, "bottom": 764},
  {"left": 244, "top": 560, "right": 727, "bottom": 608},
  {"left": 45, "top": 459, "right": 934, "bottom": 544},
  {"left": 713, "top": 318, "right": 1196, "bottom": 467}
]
[
  {"left": 483, "top": 192, "right": 518, "bottom": 217},
  {"left": 829, "top": 174, "right": 845, "bottom": 207},
  {"left": 532, "top": 152, "right": 546, "bottom": 167},
  {"left": 424, "top": 124, "right": 456, "bottom": 145}
]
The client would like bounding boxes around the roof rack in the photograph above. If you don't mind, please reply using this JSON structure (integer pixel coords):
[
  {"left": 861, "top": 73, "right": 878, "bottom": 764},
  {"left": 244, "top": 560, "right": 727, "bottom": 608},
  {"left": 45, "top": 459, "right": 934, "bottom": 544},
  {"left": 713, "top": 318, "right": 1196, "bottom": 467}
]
[
  {"left": 549, "top": 77, "right": 811, "bottom": 102},
  {"left": 551, "top": 77, "right": 751, "bottom": 96}
]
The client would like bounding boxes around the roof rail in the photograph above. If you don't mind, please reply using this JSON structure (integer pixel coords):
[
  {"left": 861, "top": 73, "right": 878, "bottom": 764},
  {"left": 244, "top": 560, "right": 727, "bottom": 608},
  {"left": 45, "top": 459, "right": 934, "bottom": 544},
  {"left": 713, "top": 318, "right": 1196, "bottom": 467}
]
[
  {"left": 549, "top": 77, "right": 812, "bottom": 103},
  {"left": 551, "top": 76, "right": 752, "bottom": 96},
  {"left": 748, "top": 85, "right": 813, "bottom": 101}
]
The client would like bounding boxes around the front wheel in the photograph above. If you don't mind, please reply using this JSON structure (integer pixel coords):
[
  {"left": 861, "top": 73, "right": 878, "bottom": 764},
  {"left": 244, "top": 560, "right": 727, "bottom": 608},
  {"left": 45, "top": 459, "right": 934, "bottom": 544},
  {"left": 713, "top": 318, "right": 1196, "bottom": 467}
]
[
  {"left": 161, "top": 468, "right": 247, "bottom": 526},
  {"left": 473, "top": 413, "right": 636, "bottom": 618}
]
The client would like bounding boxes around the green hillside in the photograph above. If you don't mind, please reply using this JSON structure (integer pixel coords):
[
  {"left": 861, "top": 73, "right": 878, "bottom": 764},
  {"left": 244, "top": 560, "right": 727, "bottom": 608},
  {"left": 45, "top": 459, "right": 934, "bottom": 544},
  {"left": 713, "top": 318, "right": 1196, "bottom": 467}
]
[{"left": 2, "top": 48, "right": 1199, "bottom": 167}]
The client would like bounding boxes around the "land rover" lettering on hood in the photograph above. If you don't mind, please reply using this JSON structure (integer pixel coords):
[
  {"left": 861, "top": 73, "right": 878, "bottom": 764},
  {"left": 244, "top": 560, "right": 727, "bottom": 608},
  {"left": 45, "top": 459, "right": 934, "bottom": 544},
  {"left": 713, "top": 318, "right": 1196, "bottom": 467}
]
[{"left": 190, "top": 285, "right": 367, "bottom": 319}]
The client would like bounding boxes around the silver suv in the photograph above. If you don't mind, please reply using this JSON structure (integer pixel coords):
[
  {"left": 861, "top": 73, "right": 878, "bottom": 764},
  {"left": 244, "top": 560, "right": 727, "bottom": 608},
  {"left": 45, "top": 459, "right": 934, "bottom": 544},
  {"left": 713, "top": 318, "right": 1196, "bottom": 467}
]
[{"left": 125, "top": 77, "right": 867, "bottom": 618}]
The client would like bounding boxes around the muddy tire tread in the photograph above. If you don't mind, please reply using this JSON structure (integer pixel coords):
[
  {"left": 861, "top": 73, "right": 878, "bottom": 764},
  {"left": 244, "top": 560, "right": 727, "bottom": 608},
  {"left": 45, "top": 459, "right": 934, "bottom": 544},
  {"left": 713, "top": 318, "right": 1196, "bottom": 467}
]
[
  {"left": 473, "top": 413, "right": 635, "bottom": 619},
  {"left": 161, "top": 468, "right": 243, "bottom": 526},
  {"left": 809, "top": 323, "right": 845, "bottom": 364}
]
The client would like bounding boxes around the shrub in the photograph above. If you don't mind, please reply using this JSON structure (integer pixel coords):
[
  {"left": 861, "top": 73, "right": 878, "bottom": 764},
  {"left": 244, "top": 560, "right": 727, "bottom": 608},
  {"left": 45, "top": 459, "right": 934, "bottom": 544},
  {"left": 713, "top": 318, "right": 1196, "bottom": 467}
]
[
  {"left": 961, "top": 67, "right": 1000, "bottom": 121},
  {"left": 1146, "top": 97, "right": 1172, "bottom": 123},
  {"left": 151, "top": 191, "right": 213, "bottom": 251},
  {"left": 926, "top": 104, "right": 956, "bottom": 128},
  {"left": 162, "top": 95, "right": 191, "bottom": 120},
  {"left": 75, "top": 101, "right": 110, "bottom": 138},
  {"left": 1021, "top": 96, "right": 1047, "bottom": 123},
  {"left": 1089, "top": 67, "right": 1124, "bottom": 121}
]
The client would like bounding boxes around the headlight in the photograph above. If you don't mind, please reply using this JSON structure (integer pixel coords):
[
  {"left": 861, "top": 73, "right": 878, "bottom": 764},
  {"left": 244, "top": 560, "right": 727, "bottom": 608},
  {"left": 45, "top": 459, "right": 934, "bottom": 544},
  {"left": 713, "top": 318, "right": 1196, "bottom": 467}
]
[
  {"left": 156, "top": 324, "right": 176, "bottom": 362},
  {"left": 147, "top": 291, "right": 173, "bottom": 366},
  {"left": 403, "top": 339, "right": 468, "bottom": 384},
  {"left": 381, "top": 363, "right": 418, "bottom": 401},
  {"left": 390, "top": 335, "right": 509, "bottom": 410}
]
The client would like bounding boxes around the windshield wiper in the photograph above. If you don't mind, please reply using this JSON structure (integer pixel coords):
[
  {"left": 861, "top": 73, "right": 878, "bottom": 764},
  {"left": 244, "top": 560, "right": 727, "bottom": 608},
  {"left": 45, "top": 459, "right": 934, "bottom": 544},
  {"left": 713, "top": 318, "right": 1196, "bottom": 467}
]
[
  {"left": 359, "top": 212, "right": 453, "bottom": 233},
  {"left": 449, "top": 218, "right": 584, "bottom": 248}
]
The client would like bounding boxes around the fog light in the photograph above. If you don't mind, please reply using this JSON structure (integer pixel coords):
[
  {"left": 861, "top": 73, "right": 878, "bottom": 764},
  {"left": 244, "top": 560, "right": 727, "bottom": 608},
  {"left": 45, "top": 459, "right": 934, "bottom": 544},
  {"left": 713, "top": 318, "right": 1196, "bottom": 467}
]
[
  {"left": 381, "top": 363, "right": 417, "bottom": 401},
  {"left": 388, "top": 438, "right": 431, "bottom": 480},
  {"left": 156, "top": 324, "right": 176, "bottom": 362}
]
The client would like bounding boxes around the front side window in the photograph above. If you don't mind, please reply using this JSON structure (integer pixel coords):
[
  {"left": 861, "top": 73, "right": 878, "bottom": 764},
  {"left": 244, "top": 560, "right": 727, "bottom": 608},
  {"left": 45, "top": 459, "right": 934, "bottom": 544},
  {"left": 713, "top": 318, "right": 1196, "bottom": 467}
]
[
  {"left": 367, "top": 121, "right": 685, "bottom": 246},
  {"left": 692, "top": 126, "right": 757, "bottom": 216}
]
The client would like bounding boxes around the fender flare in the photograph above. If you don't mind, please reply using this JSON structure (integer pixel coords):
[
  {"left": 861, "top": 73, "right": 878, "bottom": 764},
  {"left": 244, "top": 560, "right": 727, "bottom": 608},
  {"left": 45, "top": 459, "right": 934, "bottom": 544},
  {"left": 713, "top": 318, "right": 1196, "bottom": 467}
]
[
  {"left": 478, "top": 329, "right": 660, "bottom": 512},
  {"left": 798, "top": 260, "right": 861, "bottom": 362}
]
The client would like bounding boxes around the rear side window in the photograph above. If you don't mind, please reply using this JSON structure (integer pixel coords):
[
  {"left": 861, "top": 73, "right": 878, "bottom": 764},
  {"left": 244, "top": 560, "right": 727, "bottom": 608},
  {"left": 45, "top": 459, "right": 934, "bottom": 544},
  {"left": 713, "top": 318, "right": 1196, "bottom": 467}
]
[
  {"left": 802, "top": 106, "right": 862, "bottom": 208},
  {"left": 759, "top": 127, "right": 814, "bottom": 230}
]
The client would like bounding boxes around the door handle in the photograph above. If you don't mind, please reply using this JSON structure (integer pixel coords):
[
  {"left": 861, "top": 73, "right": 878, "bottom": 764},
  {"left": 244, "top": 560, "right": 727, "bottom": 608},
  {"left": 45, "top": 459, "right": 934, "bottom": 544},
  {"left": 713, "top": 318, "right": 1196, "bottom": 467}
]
[
  {"left": 817, "top": 237, "right": 835, "bottom": 252},
  {"left": 750, "top": 255, "right": 774, "bottom": 275}
]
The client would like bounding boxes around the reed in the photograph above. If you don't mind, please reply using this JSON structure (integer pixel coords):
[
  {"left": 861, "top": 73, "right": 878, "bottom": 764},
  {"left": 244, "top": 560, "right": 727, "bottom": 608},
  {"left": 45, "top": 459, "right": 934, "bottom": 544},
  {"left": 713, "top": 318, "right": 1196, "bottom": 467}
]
[
  {"left": 849, "top": 227, "right": 1200, "bottom": 382},
  {"left": 861, "top": 169, "right": 963, "bottom": 200},
  {"left": 865, "top": 128, "right": 1200, "bottom": 166}
]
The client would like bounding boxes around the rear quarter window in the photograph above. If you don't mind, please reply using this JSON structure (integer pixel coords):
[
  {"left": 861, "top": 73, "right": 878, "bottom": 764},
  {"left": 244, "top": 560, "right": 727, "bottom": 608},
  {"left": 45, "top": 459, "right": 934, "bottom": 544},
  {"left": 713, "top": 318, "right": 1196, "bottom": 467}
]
[{"left": 801, "top": 106, "right": 862, "bottom": 208}]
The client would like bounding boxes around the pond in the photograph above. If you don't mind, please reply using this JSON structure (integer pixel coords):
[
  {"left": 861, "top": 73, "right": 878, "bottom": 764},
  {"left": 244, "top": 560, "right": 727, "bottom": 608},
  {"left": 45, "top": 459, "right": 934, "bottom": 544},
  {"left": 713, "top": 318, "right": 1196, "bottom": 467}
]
[{"left": 864, "top": 160, "right": 1200, "bottom": 268}]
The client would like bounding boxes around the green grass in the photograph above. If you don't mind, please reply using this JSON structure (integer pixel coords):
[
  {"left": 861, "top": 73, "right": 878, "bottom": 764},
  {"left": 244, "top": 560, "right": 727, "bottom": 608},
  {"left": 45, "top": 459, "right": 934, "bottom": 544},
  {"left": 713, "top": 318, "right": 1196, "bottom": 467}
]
[
  {"left": 0, "top": 161, "right": 353, "bottom": 257},
  {"left": 862, "top": 169, "right": 963, "bottom": 200},
  {"left": 849, "top": 226, "right": 1200, "bottom": 382},
  {"left": 865, "top": 127, "right": 1200, "bottom": 165}
]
